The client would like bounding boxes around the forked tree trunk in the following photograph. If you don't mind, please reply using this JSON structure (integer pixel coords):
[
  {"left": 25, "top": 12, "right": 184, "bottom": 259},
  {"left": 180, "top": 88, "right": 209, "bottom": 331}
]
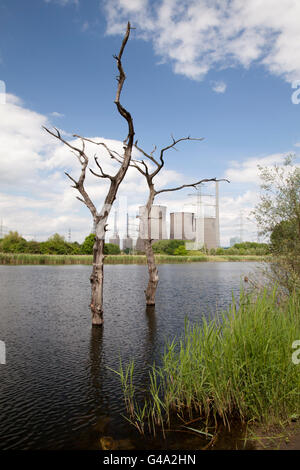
[
  {"left": 44, "top": 23, "right": 135, "bottom": 326},
  {"left": 90, "top": 236, "right": 105, "bottom": 325},
  {"left": 144, "top": 239, "right": 159, "bottom": 305}
]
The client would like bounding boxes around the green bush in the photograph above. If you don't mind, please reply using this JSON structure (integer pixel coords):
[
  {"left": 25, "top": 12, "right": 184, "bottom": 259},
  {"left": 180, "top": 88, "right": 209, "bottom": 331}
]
[
  {"left": 81, "top": 234, "right": 121, "bottom": 255},
  {"left": 26, "top": 241, "right": 42, "bottom": 254},
  {"left": 81, "top": 233, "right": 96, "bottom": 254},
  {"left": 40, "top": 233, "right": 75, "bottom": 255},
  {"left": 173, "top": 245, "right": 188, "bottom": 256},
  {"left": 0, "top": 231, "right": 27, "bottom": 253},
  {"left": 152, "top": 239, "right": 185, "bottom": 255},
  {"left": 104, "top": 243, "right": 121, "bottom": 255},
  {"left": 232, "top": 242, "right": 270, "bottom": 255}
]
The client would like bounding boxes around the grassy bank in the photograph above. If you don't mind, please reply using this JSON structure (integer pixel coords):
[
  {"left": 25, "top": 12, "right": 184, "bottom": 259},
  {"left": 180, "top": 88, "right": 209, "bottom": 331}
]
[
  {"left": 0, "top": 252, "right": 266, "bottom": 265},
  {"left": 114, "top": 288, "right": 300, "bottom": 437}
]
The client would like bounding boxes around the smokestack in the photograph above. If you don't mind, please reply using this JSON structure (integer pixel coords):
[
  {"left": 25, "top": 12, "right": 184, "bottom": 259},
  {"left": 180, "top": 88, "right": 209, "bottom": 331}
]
[
  {"left": 113, "top": 209, "right": 118, "bottom": 237},
  {"left": 215, "top": 181, "right": 220, "bottom": 247},
  {"left": 126, "top": 213, "right": 129, "bottom": 238}
]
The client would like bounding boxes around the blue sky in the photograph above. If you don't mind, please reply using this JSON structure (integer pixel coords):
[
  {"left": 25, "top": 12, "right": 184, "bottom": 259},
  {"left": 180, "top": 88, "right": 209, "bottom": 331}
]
[{"left": 0, "top": 0, "right": 300, "bottom": 245}]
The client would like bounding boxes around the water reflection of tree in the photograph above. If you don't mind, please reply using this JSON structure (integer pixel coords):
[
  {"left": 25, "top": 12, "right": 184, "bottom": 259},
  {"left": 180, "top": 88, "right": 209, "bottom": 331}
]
[
  {"left": 89, "top": 327, "right": 104, "bottom": 407},
  {"left": 145, "top": 305, "right": 157, "bottom": 361},
  {"left": 133, "top": 306, "right": 158, "bottom": 402},
  {"left": 73, "top": 327, "right": 106, "bottom": 449}
]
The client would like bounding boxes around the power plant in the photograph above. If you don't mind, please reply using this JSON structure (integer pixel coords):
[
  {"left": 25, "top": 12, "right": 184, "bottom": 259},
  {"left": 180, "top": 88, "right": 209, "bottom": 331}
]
[
  {"left": 123, "top": 213, "right": 133, "bottom": 251},
  {"left": 133, "top": 181, "right": 220, "bottom": 251},
  {"left": 109, "top": 209, "right": 120, "bottom": 247},
  {"left": 136, "top": 205, "right": 167, "bottom": 251},
  {"left": 102, "top": 181, "right": 221, "bottom": 250},
  {"left": 170, "top": 212, "right": 196, "bottom": 240}
]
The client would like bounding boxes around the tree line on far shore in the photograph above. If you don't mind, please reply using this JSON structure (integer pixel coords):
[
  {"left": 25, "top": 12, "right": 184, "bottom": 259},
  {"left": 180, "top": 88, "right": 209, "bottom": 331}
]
[
  {"left": 0, "top": 231, "right": 270, "bottom": 256},
  {"left": 0, "top": 232, "right": 120, "bottom": 255}
]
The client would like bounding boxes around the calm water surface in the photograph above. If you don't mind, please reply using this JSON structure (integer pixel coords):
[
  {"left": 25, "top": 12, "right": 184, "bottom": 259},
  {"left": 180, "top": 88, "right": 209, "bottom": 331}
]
[{"left": 0, "top": 262, "right": 259, "bottom": 450}]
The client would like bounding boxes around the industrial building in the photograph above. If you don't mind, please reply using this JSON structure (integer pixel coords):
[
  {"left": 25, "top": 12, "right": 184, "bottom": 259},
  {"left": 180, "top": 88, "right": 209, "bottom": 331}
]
[
  {"left": 110, "top": 181, "right": 221, "bottom": 251},
  {"left": 203, "top": 217, "right": 219, "bottom": 250},
  {"left": 171, "top": 181, "right": 220, "bottom": 250},
  {"left": 169, "top": 215, "right": 220, "bottom": 250},
  {"left": 170, "top": 212, "right": 195, "bottom": 240},
  {"left": 136, "top": 205, "right": 167, "bottom": 251},
  {"left": 122, "top": 214, "right": 133, "bottom": 250},
  {"left": 109, "top": 210, "right": 120, "bottom": 248}
]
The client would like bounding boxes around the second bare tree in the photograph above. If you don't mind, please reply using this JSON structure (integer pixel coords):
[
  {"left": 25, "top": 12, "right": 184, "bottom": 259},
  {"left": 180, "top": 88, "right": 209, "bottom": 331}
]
[{"left": 132, "top": 137, "right": 229, "bottom": 306}]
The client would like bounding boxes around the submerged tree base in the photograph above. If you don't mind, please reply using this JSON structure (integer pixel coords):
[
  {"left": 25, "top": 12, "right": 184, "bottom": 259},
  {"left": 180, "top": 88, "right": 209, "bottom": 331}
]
[{"left": 91, "top": 312, "right": 104, "bottom": 326}]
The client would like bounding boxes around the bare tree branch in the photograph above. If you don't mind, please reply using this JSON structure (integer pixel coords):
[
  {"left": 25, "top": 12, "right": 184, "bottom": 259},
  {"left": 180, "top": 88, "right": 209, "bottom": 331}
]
[
  {"left": 91, "top": 156, "right": 113, "bottom": 180},
  {"left": 99, "top": 142, "right": 123, "bottom": 164},
  {"left": 64, "top": 171, "right": 77, "bottom": 187},
  {"left": 134, "top": 140, "right": 160, "bottom": 167},
  {"left": 131, "top": 136, "right": 206, "bottom": 183},
  {"left": 44, "top": 127, "right": 84, "bottom": 156},
  {"left": 73, "top": 135, "right": 123, "bottom": 163},
  {"left": 114, "top": 22, "right": 134, "bottom": 145},
  {"left": 159, "top": 136, "right": 204, "bottom": 167},
  {"left": 155, "top": 178, "right": 230, "bottom": 195},
  {"left": 43, "top": 126, "right": 98, "bottom": 219}
]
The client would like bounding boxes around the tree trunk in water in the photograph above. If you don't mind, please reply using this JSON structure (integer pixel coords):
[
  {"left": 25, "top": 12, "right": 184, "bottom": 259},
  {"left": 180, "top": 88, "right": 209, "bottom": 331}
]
[
  {"left": 90, "top": 236, "right": 105, "bottom": 326},
  {"left": 144, "top": 239, "right": 159, "bottom": 305}
]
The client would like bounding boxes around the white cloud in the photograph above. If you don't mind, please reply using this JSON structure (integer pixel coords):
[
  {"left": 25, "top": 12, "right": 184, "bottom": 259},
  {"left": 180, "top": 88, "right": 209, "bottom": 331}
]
[
  {"left": 104, "top": 0, "right": 300, "bottom": 83},
  {"left": 224, "top": 153, "right": 288, "bottom": 184},
  {"left": 1, "top": 93, "right": 295, "bottom": 246},
  {"left": 218, "top": 190, "right": 260, "bottom": 245},
  {"left": 0, "top": 93, "right": 186, "bottom": 242},
  {"left": 211, "top": 81, "right": 227, "bottom": 94},
  {"left": 220, "top": 152, "right": 300, "bottom": 245},
  {"left": 81, "top": 21, "right": 90, "bottom": 32},
  {"left": 50, "top": 111, "right": 65, "bottom": 118},
  {"left": 44, "top": 0, "right": 79, "bottom": 6}
]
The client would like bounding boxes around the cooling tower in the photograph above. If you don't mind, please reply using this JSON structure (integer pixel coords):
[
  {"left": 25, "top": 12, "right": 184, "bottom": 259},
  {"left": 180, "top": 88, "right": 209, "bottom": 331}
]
[
  {"left": 138, "top": 205, "right": 167, "bottom": 241},
  {"left": 170, "top": 212, "right": 195, "bottom": 240}
]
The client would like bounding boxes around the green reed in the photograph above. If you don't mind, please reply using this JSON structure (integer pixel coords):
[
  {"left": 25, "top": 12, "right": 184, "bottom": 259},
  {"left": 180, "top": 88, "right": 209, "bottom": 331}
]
[{"left": 115, "top": 288, "right": 300, "bottom": 436}]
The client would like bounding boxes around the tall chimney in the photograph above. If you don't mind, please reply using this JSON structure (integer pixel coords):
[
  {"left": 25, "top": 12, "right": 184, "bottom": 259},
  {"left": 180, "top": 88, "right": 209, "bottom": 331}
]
[
  {"left": 126, "top": 213, "right": 129, "bottom": 238},
  {"left": 215, "top": 181, "right": 220, "bottom": 247}
]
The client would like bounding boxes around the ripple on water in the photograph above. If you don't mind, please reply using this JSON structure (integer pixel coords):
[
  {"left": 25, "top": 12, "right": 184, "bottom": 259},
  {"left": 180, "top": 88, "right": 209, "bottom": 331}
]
[{"left": 0, "top": 263, "right": 259, "bottom": 449}]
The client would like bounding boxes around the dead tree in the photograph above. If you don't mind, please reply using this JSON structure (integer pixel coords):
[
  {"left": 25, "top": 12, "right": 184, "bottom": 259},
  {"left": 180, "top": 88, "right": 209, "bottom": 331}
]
[
  {"left": 131, "top": 137, "right": 229, "bottom": 305},
  {"left": 43, "top": 22, "right": 134, "bottom": 326}
]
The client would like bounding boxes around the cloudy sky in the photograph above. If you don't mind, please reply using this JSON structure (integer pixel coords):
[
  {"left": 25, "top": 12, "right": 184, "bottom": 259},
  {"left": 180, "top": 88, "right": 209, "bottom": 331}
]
[{"left": 1, "top": 0, "right": 300, "bottom": 245}]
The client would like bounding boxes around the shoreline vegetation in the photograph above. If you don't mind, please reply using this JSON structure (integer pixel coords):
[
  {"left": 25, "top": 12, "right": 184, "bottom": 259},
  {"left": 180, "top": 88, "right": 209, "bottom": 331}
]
[
  {"left": 113, "top": 288, "right": 300, "bottom": 445},
  {"left": 0, "top": 253, "right": 268, "bottom": 265}
]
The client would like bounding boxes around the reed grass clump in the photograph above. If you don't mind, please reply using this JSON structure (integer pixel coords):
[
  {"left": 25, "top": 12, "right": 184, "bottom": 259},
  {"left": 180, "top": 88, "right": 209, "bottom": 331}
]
[
  {"left": 0, "top": 252, "right": 264, "bottom": 265},
  {"left": 115, "top": 288, "right": 300, "bottom": 436},
  {"left": 0, "top": 253, "right": 93, "bottom": 265}
]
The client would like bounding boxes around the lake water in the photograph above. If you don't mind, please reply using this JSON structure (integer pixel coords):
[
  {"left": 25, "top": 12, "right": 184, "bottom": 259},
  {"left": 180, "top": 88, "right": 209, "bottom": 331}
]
[{"left": 0, "top": 262, "right": 259, "bottom": 450}]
